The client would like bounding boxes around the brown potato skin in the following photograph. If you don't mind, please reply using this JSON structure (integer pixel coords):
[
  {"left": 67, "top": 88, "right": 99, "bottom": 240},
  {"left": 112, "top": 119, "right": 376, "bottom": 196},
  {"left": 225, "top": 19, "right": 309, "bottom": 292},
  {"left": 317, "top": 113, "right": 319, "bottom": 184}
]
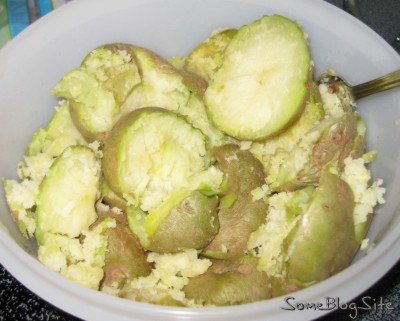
[
  {"left": 272, "top": 111, "right": 363, "bottom": 192},
  {"left": 184, "top": 256, "right": 271, "bottom": 306},
  {"left": 93, "top": 206, "right": 151, "bottom": 290},
  {"left": 278, "top": 171, "right": 358, "bottom": 294},
  {"left": 203, "top": 144, "right": 268, "bottom": 259},
  {"left": 146, "top": 191, "right": 220, "bottom": 253}
]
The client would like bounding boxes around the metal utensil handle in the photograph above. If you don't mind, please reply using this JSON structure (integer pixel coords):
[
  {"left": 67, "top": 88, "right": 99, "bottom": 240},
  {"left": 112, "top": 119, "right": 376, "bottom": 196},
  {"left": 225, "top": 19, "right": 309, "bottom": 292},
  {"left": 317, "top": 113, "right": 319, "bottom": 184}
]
[{"left": 352, "top": 70, "right": 400, "bottom": 100}]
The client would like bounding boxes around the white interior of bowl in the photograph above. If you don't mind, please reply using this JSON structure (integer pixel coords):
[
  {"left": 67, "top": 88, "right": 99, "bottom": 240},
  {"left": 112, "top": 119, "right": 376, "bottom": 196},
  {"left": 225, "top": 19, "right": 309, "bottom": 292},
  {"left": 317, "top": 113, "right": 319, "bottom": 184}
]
[{"left": 0, "top": 0, "right": 399, "bottom": 320}]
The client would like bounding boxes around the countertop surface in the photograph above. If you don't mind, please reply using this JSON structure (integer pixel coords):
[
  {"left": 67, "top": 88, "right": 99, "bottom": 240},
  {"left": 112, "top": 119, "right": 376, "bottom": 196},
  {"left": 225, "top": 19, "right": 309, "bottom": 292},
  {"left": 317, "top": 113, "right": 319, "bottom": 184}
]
[{"left": 0, "top": 0, "right": 399, "bottom": 320}]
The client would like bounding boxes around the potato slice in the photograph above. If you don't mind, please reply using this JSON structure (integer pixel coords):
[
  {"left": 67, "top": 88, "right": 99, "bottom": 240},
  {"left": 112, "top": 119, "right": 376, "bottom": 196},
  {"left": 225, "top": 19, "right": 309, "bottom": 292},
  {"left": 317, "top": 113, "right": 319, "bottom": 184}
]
[
  {"left": 35, "top": 146, "right": 101, "bottom": 244},
  {"left": 205, "top": 15, "right": 311, "bottom": 140},
  {"left": 102, "top": 107, "right": 223, "bottom": 212}
]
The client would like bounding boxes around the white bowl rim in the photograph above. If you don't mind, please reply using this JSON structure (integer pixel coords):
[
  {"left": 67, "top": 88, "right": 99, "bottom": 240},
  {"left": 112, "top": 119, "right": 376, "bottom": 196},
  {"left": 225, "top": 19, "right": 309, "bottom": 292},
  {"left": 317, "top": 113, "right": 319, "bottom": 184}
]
[{"left": 0, "top": 0, "right": 399, "bottom": 320}]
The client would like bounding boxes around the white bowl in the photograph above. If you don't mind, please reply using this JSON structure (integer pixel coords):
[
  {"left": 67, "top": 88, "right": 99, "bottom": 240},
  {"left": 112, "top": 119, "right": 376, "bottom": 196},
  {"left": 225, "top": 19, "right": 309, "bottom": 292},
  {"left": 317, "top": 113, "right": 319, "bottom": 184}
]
[{"left": 0, "top": 0, "right": 399, "bottom": 320}]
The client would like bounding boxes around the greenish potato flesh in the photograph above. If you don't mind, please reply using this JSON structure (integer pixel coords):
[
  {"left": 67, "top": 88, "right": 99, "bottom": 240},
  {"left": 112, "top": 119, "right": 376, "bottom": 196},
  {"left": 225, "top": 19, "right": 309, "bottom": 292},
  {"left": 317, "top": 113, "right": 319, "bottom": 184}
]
[
  {"left": 25, "top": 100, "right": 87, "bottom": 157},
  {"left": 119, "top": 45, "right": 226, "bottom": 147},
  {"left": 250, "top": 82, "right": 325, "bottom": 179},
  {"left": 35, "top": 146, "right": 101, "bottom": 244},
  {"left": 102, "top": 107, "right": 222, "bottom": 213},
  {"left": 205, "top": 15, "right": 311, "bottom": 140},
  {"left": 52, "top": 46, "right": 141, "bottom": 141},
  {"left": 184, "top": 28, "right": 238, "bottom": 82}
]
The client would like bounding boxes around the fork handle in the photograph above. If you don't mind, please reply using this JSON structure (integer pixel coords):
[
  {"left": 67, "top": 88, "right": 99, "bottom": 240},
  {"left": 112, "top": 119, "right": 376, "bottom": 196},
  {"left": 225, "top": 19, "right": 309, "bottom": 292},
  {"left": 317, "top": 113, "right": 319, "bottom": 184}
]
[{"left": 352, "top": 69, "right": 400, "bottom": 100}]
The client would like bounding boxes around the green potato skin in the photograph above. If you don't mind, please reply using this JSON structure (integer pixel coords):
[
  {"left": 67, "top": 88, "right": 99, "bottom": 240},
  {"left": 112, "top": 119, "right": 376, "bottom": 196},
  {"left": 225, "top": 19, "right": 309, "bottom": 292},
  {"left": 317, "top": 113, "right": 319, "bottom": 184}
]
[
  {"left": 203, "top": 144, "right": 268, "bottom": 259},
  {"left": 93, "top": 208, "right": 151, "bottom": 289},
  {"left": 146, "top": 191, "right": 220, "bottom": 253},
  {"left": 279, "top": 171, "right": 358, "bottom": 294},
  {"left": 184, "top": 256, "right": 271, "bottom": 306}
]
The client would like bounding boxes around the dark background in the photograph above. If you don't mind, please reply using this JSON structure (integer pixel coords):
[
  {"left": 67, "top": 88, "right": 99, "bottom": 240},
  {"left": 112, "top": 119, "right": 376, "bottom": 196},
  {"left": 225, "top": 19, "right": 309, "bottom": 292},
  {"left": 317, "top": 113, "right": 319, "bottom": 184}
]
[{"left": 1, "top": 0, "right": 399, "bottom": 320}]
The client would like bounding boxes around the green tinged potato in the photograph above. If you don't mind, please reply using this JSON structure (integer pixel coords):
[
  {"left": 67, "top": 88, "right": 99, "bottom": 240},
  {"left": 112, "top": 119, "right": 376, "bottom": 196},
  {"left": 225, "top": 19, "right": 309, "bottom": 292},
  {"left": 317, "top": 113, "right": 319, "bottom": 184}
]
[
  {"left": 100, "top": 179, "right": 128, "bottom": 212},
  {"left": 54, "top": 43, "right": 225, "bottom": 146},
  {"left": 35, "top": 146, "right": 101, "bottom": 244},
  {"left": 203, "top": 144, "right": 268, "bottom": 259},
  {"left": 249, "top": 171, "right": 358, "bottom": 296},
  {"left": 93, "top": 208, "right": 151, "bottom": 290},
  {"left": 102, "top": 107, "right": 222, "bottom": 212},
  {"left": 53, "top": 45, "right": 141, "bottom": 141},
  {"left": 25, "top": 100, "right": 87, "bottom": 157},
  {"left": 205, "top": 15, "right": 312, "bottom": 140},
  {"left": 120, "top": 46, "right": 226, "bottom": 147},
  {"left": 250, "top": 82, "right": 325, "bottom": 178},
  {"left": 127, "top": 190, "right": 219, "bottom": 253},
  {"left": 184, "top": 28, "right": 238, "bottom": 82},
  {"left": 283, "top": 171, "right": 358, "bottom": 292},
  {"left": 271, "top": 111, "right": 363, "bottom": 191},
  {"left": 184, "top": 256, "right": 271, "bottom": 305}
]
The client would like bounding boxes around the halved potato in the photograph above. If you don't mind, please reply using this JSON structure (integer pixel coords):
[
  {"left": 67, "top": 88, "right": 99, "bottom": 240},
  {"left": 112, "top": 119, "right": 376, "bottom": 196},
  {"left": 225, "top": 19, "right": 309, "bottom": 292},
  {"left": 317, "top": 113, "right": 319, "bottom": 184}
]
[
  {"left": 205, "top": 15, "right": 311, "bottom": 140},
  {"left": 35, "top": 146, "right": 101, "bottom": 244},
  {"left": 102, "top": 107, "right": 223, "bottom": 212}
]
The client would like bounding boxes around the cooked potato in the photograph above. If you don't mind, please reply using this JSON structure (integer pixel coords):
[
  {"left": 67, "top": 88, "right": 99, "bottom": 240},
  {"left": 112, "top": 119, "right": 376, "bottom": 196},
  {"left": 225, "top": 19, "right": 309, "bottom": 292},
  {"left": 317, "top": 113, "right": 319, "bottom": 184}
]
[
  {"left": 184, "top": 256, "right": 271, "bottom": 305},
  {"left": 203, "top": 144, "right": 268, "bottom": 259},
  {"left": 205, "top": 15, "right": 312, "bottom": 140},
  {"left": 127, "top": 191, "right": 219, "bottom": 253}
]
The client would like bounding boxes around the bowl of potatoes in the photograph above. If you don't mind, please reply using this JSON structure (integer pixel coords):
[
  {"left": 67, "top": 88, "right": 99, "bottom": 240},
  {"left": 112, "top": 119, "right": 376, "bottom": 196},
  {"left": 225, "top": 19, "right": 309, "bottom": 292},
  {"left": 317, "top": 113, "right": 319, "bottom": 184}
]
[{"left": 0, "top": 0, "right": 399, "bottom": 320}]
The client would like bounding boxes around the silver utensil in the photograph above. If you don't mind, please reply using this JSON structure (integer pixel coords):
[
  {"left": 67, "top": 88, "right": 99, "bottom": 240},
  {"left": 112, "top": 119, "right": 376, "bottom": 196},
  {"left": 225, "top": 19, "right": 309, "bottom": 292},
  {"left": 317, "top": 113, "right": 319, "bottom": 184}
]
[{"left": 318, "top": 69, "right": 400, "bottom": 101}]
